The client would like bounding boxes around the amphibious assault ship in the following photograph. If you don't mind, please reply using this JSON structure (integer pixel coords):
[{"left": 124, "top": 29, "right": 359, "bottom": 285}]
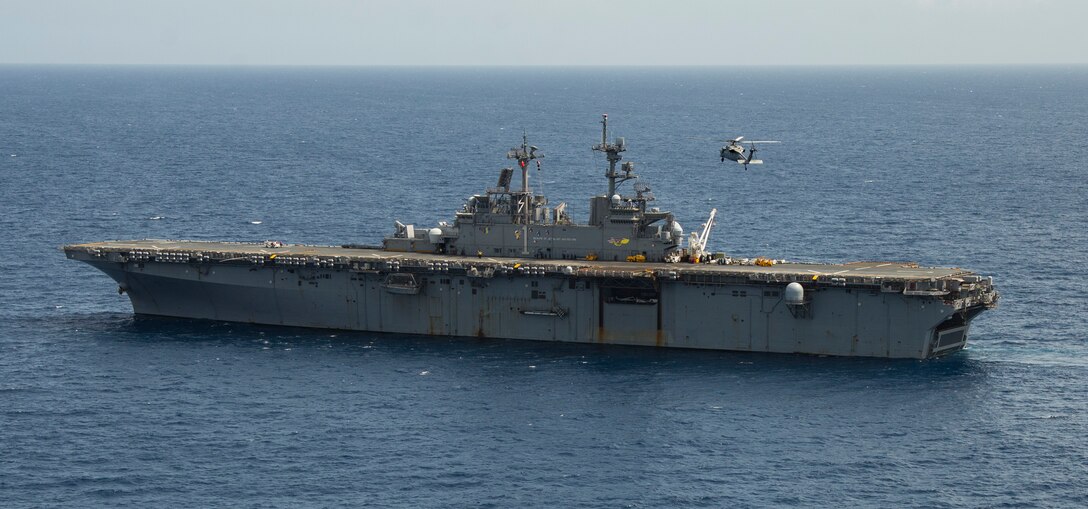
[{"left": 65, "top": 116, "right": 998, "bottom": 358}]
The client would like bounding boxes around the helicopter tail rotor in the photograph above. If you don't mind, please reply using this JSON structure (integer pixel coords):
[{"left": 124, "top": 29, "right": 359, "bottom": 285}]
[{"left": 738, "top": 144, "right": 763, "bottom": 169}]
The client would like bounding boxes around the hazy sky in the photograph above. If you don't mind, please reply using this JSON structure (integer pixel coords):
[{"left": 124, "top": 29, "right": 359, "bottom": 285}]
[{"left": 2, "top": 0, "right": 1084, "bottom": 66}]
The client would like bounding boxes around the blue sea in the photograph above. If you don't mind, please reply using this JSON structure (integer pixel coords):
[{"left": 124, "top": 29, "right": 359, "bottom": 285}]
[{"left": 1, "top": 65, "right": 1086, "bottom": 507}]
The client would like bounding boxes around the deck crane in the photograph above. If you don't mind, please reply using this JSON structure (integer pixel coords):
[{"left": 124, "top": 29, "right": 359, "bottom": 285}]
[{"left": 688, "top": 208, "right": 717, "bottom": 263}]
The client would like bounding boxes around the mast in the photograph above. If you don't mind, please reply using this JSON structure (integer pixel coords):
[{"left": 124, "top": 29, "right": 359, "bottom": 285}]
[
  {"left": 506, "top": 133, "right": 542, "bottom": 255},
  {"left": 591, "top": 114, "right": 626, "bottom": 197}
]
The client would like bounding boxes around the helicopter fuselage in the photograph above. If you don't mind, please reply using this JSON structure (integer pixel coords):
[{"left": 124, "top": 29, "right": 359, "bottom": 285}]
[{"left": 720, "top": 143, "right": 748, "bottom": 163}]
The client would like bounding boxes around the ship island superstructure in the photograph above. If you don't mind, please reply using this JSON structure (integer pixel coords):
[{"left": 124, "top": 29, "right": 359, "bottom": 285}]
[
  {"left": 384, "top": 115, "right": 685, "bottom": 263},
  {"left": 64, "top": 116, "right": 998, "bottom": 359}
]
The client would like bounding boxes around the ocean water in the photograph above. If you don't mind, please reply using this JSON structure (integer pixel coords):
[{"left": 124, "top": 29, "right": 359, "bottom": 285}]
[{"left": 1, "top": 65, "right": 1085, "bottom": 507}]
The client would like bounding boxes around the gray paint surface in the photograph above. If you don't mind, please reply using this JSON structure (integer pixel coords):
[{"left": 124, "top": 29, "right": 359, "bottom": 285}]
[{"left": 65, "top": 239, "right": 997, "bottom": 359}]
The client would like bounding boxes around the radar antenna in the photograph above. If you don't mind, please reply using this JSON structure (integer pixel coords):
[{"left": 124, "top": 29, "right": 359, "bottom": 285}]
[{"left": 592, "top": 114, "right": 635, "bottom": 197}]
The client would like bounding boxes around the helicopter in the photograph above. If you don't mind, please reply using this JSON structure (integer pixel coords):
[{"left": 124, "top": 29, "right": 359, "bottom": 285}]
[{"left": 720, "top": 136, "right": 780, "bottom": 169}]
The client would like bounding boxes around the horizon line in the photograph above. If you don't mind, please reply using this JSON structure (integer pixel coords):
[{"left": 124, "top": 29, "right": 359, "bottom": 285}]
[{"left": 2, "top": 62, "right": 1087, "bottom": 69}]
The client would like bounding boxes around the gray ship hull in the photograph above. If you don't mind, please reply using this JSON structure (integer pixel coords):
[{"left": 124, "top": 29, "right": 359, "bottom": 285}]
[{"left": 67, "top": 241, "right": 998, "bottom": 359}]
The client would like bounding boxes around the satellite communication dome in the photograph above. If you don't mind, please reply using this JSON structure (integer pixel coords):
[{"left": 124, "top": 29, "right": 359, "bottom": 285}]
[{"left": 785, "top": 282, "right": 805, "bottom": 305}]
